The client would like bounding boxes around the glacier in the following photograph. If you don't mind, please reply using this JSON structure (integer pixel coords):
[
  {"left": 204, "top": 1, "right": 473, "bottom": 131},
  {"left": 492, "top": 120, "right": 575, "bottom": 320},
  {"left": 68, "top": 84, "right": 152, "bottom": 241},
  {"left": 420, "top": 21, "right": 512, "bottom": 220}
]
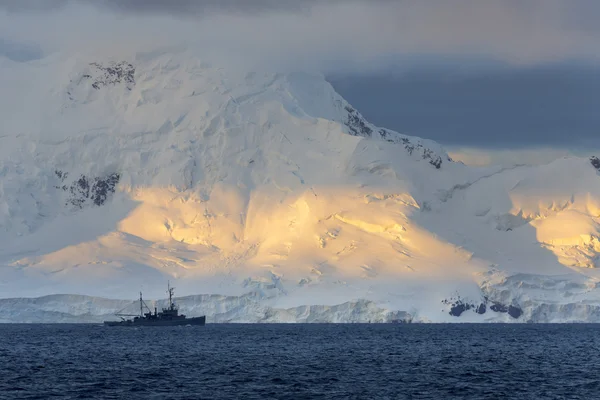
[{"left": 1, "top": 49, "right": 600, "bottom": 323}]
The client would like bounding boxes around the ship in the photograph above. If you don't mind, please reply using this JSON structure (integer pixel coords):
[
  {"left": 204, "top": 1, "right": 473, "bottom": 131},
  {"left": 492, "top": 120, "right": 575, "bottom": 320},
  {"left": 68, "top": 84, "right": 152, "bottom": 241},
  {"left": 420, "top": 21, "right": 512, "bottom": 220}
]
[{"left": 103, "top": 283, "right": 206, "bottom": 327}]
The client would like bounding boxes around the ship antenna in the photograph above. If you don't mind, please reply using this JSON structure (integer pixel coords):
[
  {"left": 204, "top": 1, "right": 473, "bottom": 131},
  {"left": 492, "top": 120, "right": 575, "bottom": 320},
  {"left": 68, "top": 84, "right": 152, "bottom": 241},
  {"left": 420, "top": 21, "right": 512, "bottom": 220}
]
[{"left": 168, "top": 281, "right": 174, "bottom": 310}]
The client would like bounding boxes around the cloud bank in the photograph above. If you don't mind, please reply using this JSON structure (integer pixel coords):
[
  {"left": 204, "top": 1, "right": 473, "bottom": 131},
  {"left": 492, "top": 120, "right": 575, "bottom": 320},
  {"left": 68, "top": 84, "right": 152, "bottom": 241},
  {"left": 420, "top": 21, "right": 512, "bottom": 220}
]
[
  {"left": 0, "top": 0, "right": 598, "bottom": 72},
  {"left": 330, "top": 64, "right": 600, "bottom": 149}
]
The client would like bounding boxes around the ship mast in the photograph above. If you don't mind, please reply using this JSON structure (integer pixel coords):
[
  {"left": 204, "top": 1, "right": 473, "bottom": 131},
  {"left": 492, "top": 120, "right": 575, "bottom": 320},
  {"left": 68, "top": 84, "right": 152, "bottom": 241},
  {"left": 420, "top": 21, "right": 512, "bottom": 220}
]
[
  {"left": 167, "top": 281, "right": 175, "bottom": 310},
  {"left": 139, "top": 291, "right": 143, "bottom": 317}
]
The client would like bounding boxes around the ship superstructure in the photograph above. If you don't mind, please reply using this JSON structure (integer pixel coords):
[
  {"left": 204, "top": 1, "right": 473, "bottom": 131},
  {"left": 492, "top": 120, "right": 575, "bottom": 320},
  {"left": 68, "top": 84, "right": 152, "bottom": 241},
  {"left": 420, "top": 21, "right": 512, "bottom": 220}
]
[{"left": 104, "top": 283, "right": 205, "bottom": 326}]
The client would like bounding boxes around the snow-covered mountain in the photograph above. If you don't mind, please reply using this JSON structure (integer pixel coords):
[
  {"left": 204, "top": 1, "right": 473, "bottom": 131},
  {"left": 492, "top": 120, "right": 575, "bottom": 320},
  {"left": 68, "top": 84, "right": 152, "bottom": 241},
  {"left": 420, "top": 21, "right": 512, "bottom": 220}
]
[{"left": 1, "top": 50, "right": 600, "bottom": 323}]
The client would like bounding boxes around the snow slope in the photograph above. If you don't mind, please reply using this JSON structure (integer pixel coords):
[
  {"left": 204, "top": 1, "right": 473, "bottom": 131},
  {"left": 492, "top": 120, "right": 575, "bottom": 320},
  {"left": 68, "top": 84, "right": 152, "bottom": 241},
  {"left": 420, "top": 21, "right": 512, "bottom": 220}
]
[{"left": 1, "top": 49, "right": 600, "bottom": 322}]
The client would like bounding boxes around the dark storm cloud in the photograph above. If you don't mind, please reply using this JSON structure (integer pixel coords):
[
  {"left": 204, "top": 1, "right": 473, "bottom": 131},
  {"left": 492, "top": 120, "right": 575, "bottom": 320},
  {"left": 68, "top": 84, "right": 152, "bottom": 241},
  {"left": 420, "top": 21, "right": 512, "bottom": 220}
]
[
  {"left": 90, "top": 0, "right": 323, "bottom": 15},
  {"left": 1, "top": 0, "right": 599, "bottom": 69},
  {"left": 329, "top": 64, "right": 600, "bottom": 150},
  {"left": 0, "top": 0, "right": 340, "bottom": 14},
  {"left": 0, "top": 0, "right": 67, "bottom": 12}
]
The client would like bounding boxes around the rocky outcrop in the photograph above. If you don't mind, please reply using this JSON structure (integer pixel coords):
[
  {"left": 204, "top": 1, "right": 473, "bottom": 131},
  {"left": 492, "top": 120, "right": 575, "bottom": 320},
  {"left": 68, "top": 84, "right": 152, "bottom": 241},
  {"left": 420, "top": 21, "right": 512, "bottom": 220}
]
[
  {"left": 344, "top": 105, "right": 444, "bottom": 169},
  {"left": 344, "top": 105, "right": 374, "bottom": 137},
  {"left": 590, "top": 156, "right": 600, "bottom": 171},
  {"left": 442, "top": 295, "right": 522, "bottom": 319},
  {"left": 54, "top": 170, "right": 120, "bottom": 208},
  {"left": 489, "top": 303, "right": 523, "bottom": 319},
  {"left": 86, "top": 61, "right": 135, "bottom": 90}
]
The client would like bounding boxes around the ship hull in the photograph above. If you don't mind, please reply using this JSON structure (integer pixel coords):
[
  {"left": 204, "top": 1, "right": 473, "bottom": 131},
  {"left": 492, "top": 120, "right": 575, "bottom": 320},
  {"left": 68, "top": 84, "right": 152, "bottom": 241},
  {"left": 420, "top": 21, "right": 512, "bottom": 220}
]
[{"left": 103, "top": 316, "right": 206, "bottom": 327}]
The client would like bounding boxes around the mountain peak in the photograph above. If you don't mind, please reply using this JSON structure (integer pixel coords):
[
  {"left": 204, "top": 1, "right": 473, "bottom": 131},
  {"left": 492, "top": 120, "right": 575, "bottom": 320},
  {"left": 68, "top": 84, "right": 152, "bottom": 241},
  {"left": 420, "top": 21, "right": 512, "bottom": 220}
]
[{"left": 2, "top": 51, "right": 599, "bottom": 323}]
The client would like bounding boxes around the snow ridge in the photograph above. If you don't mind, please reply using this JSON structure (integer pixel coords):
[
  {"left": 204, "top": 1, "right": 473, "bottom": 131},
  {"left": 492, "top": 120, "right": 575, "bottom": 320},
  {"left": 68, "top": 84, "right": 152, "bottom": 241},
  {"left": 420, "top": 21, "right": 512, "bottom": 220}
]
[{"left": 343, "top": 105, "right": 445, "bottom": 169}]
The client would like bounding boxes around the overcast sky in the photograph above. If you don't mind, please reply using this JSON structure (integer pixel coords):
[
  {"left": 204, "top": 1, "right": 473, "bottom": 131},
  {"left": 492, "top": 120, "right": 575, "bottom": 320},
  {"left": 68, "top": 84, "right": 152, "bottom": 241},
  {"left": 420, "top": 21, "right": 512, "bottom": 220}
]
[{"left": 0, "top": 0, "right": 598, "bottom": 162}]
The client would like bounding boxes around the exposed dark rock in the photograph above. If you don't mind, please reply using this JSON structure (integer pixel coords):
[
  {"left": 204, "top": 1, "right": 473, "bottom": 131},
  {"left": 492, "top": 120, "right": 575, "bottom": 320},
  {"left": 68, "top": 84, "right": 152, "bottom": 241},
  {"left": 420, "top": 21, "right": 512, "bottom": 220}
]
[
  {"left": 378, "top": 128, "right": 392, "bottom": 142},
  {"left": 490, "top": 303, "right": 508, "bottom": 313},
  {"left": 344, "top": 106, "right": 372, "bottom": 137},
  {"left": 343, "top": 105, "right": 444, "bottom": 169},
  {"left": 508, "top": 305, "right": 523, "bottom": 319},
  {"left": 401, "top": 137, "right": 443, "bottom": 169},
  {"left": 89, "top": 173, "right": 120, "bottom": 206},
  {"left": 443, "top": 296, "right": 522, "bottom": 319},
  {"left": 490, "top": 302, "right": 523, "bottom": 319},
  {"left": 429, "top": 155, "right": 442, "bottom": 169},
  {"left": 54, "top": 170, "right": 120, "bottom": 208},
  {"left": 87, "top": 61, "right": 135, "bottom": 90},
  {"left": 53, "top": 170, "right": 68, "bottom": 191},
  {"left": 442, "top": 296, "right": 475, "bottom": 317},
  {"left": 475, "top": 303, "right": 486, "bottom": 314},
  {"left": 70, "top": 175, "right": 90, "bottom": 208},
  {"left": 591, "top": 156, "right": 600, "bottom": 171},
  {"left": 384, "top": 131, "right": 442, "bottom": 169},
  {"left": 449, "top": 302, "right": 471, "bottom": 317},
  {"left": 54, "top": 170, "right": 68, "bottom": 181}
]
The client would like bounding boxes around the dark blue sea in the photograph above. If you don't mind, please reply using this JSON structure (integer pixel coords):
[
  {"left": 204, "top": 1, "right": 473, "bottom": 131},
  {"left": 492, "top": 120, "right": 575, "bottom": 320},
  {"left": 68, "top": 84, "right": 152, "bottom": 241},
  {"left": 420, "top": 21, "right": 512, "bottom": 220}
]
[{"left": 0, "top": 324, "right": 598, "bottom": 399}]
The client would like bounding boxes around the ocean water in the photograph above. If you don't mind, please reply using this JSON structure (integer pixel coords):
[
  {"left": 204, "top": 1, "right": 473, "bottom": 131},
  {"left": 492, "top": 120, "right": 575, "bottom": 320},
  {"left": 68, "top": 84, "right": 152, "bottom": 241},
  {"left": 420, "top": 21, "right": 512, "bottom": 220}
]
[{"left": 0, "top": 324, "right": 598, "bottom": 399}]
